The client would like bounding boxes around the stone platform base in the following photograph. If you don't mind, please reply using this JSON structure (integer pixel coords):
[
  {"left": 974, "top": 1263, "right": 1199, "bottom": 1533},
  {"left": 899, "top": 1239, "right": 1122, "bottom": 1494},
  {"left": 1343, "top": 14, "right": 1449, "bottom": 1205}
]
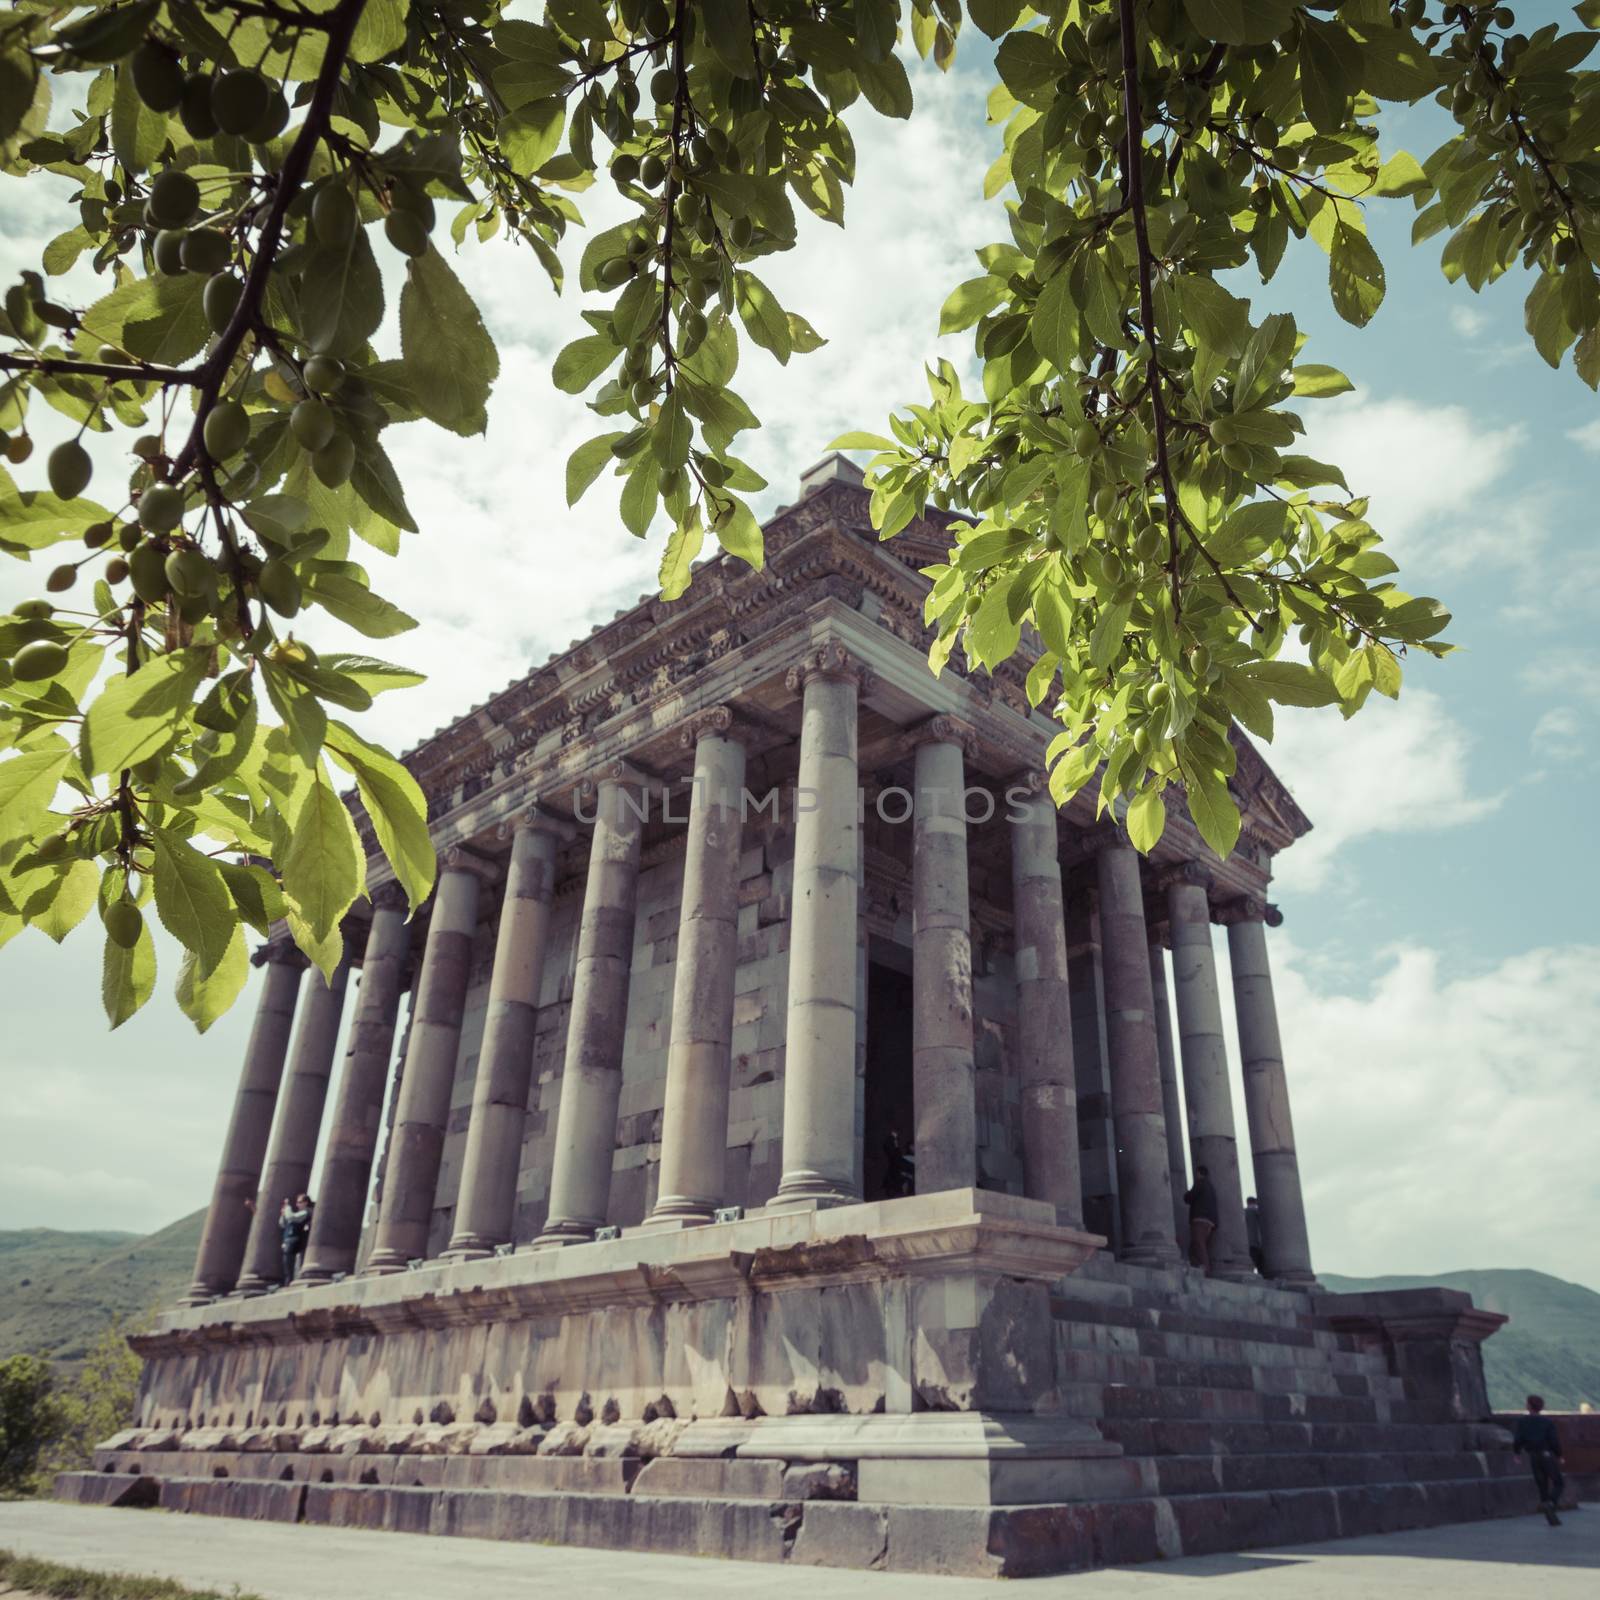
[{"left": 64, "top": 1189, "right": 1540, "bottom": 1578}]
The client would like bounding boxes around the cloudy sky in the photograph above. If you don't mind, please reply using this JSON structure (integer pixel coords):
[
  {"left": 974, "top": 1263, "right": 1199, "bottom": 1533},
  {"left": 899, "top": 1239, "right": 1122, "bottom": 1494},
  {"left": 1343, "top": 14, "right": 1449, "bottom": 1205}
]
[{"left": 3, "top": 9, "right": 1596, "bottom": 1294}]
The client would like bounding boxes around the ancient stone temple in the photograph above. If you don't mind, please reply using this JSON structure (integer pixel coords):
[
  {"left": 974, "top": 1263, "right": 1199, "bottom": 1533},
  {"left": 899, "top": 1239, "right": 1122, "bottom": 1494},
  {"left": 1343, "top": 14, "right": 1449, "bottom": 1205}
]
[{"left": 60, "top": 457, "right": 1527, "bottom": 1577}]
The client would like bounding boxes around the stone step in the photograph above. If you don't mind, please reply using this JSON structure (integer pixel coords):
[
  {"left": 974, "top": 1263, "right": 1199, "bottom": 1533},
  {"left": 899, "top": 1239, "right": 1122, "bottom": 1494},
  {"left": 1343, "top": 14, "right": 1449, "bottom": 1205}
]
[
  {"left": 1067, "top": 1258, "right": 1322, "bottom": 1323},
  {"left": 1097, "top": 1414, "right": 1494, "bottom": 1456},
  {"left": 1053, "top": 1316, "right": 1390, "bottom": 1375},
  {"left": 1057, "top": 1379, "right": 1401, "bottom": 1426},
  {"left": 56, "top": 1461, "right": 1540, "bottom": 1579},
  {"left": 1051, "top": 1292, "right": 1364, "bottom": 1355},
  {"left": 1054, "top": 1347, "right": 1405, "bottom": 1401}
]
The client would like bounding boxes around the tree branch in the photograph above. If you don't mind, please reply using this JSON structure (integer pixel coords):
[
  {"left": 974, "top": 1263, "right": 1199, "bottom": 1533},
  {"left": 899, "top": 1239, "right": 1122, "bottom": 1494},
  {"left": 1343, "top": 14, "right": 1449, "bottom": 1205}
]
[
  {"left": 0, "top": 352, "right": 195, "bottom": 384},
  {"left": 169, "top": 0, "right": 371, "bottom": 481}
]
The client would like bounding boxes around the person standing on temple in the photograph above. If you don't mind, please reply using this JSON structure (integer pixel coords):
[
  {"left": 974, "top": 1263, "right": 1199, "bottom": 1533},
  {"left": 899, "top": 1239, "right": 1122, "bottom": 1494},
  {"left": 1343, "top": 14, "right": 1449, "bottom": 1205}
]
[
  {"left": 1245, "top": 1196, "right": 1266, "bottom": 1276},
  {"left": 1512, "top": 1394, "right": 1566, "bottom": 1525},
  {"left": 279, "top": 1193, "right": 314, "bottom": 1286},
  {"left": 1184, "top": 1165, "right": 1219, "bottom": 1274}
]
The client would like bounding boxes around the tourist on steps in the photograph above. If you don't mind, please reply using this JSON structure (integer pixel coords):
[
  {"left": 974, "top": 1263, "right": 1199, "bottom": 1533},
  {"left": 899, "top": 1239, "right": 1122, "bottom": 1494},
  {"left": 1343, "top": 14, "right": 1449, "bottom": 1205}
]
[
  {"left": 279, "top": 1193, "right": 314, "bottom": 1286},
  {"left": 1245, "top": 1196, "right": 1267, "bottom": 1275},
  {"left": 1512, "top": 1394, "right": 1566, "bottom": 1525},
  {"left": 1184, "top": 1166, "right": 1219, "bottom": 1273}
]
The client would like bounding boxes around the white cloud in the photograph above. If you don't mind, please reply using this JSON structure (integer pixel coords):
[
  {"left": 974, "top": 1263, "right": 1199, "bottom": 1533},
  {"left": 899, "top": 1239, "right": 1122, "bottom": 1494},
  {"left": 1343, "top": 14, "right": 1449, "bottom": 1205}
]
[
  {"left": 1530, "top": 706, "right": 1588, "bottom": 763},
  {"left": 1300, "top": 395, "right": 1525, "bottom": 577},
  {"left": 1263, "top": 687, "right": 1502, "bottom": 893},
  {"left": 1568, "top": 419, "right": 1600, "bottom": 454},
  {"left": 1259, "top": 937, "right": 1600, "bottom": 1292},
  {"left": 1450, "top": 305, "right": 1488, "bottom": 340}
]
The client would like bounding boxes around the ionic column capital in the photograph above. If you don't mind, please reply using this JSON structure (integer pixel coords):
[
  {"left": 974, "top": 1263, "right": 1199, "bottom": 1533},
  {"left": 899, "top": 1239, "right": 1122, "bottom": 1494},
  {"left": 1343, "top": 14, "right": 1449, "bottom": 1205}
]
[
  {"left": 785, "top": 639, "right": 874, "bottom": 695},
  {"left": 679, "top": 703, "right": 754, "bottom": 750},
  {"left": 581, "top": 757, "right": 651, "bottom": 798},
  {"left": 1154, "top": 858, "right": 1214, "bottom": 896},
  {"left": 905, "top": 712, "right": 978, "bottom": 760},
  {"left": 253, "top": 939, "right": 310, "bottom": 970},
  {"left": 1010, "top": 767, "right": 1050, "bottom": 800},
  {"left": 1212, "top": 894, "right": 1281, "bottom": 927},
  {"left": 497, "top": 806, "right": 575, "bottom": 845},
  {"left": 441, "top": 844, "right": 501, "bottom": 885},
  {"left": 1080, "top": 823, "right": 1133, "bottom": 858}
]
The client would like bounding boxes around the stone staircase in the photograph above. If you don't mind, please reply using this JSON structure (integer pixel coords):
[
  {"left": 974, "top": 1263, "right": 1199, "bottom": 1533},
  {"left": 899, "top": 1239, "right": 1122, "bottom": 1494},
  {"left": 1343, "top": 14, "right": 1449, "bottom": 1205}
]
[{"left": 1034, "top": 1255, "right": 1532, "bottom": 1564}]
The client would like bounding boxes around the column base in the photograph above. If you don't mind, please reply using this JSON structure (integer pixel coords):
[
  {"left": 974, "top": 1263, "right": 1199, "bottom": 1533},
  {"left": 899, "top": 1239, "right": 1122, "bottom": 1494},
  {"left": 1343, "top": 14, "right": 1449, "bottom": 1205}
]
[
  {"left": 179, "top": 1283, "right": 221, "bottom": 1307},
  {"left": 532, "top": 1218, "right": 600, "bottom": 1248},
  {"left": 440, "top": 1231, "right": 501, "bottom": 1262},
  {"left": 769, "top": 1172, "right": 861, "bottom": 1211},
  {"left": 361, "top": 1249, "right": 413, "bottom": 1276},
  {"left": 232, "top": 1274, "right": 280, "bottom": 1297},
  {"left": 1119, "top": 1240, "right": 1184, "bottom": 1269}
]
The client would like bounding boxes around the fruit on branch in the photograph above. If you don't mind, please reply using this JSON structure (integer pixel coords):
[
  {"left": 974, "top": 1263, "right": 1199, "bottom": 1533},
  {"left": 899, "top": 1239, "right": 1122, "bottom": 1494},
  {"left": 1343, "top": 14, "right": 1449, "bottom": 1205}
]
[{"left": 47, "top": 441, "right": 92, "bottom": 500}]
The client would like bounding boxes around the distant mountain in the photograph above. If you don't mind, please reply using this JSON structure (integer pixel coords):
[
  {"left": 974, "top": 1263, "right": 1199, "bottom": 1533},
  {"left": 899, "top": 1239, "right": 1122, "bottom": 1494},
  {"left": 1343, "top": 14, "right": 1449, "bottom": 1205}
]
[
  {"left": 1322, "top": 1268, "right": 1600, "bottom": 1412},
  {"left": 0, "top": 1211, "right": 203, "bottom": 1374}
]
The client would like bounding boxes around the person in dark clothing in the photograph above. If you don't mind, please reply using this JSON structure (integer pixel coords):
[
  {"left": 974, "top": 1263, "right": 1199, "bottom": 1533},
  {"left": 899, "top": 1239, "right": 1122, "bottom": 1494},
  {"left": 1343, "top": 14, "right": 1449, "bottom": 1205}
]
[
  {"left": 1184, "top": 1166, "right": 1219, "bottom": 1273},
  {"left": 1512, "top": 1394, "right": 1566, "bottom": 1525},
  {"left": 279, "top": 1193, "right": 314, "bottom": 1286},
  {"left": 1245, "top": 1196, "right": 1266, "bottom": 1275},
  {"left": 882, "top": 1131, "right": 915, "bottom": 1199}
]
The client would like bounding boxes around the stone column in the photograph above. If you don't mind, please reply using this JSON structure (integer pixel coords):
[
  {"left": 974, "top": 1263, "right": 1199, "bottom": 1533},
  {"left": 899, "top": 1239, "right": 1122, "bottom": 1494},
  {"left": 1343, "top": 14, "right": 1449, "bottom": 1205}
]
[
  {"left": 364, "top": 848, "right": 494, "bottom": 1272},
  {"left": 236, "top": 949, "right": 352, "bottom": 1292},
  {"left": 774, "top": 641, "right": 868, "bottom": 1208},
  {"left": 1147, "top": 927, "right": 1190, "bottom": 1244},
  {"left": 1092, "top": 835, "right": 1181, "bottom": 1266},
  {"left": 1165, "top": 863, "right": 1251, "bottom": 1279},
  {"left": 911, "top": 716, "right": 978, "bottom": 1194},
  {"left": 446, "top": 812, "right": 569, "bottom": 1258},
  {"left": 537, "top": 762, "right": 646, "bottom": 1242},
  {"left": 1065, "top": 885, "right": 1119, "bottom": 1249},
  {"left": 649, "top": 710, "right": 748, "bottom": 1225},
  {"left": 1219, "top": 898, "right": 1317, "bottom": 1286},
  {"left": 300, "top": 886, "right": 412, "bottom": 1283},
  {"left": 1009, "top": 774, "right": 1082, "bottom": 1225},
  {"left": 182, "top": 943, "right": 306, "bottom": 1303}
]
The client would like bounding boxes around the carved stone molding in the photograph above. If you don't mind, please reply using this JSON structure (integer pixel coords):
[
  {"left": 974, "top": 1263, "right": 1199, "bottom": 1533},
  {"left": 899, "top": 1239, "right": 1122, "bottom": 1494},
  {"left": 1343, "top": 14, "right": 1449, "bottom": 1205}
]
[
  {"left": 679, "top": 704, "right": 736, "bottom": 748},
  {"left": 905, "top": 713, "right": 979, "bottom": 760},
  {"left": 1009, "top": 767, "right": 1050, "bottom": 800},
  {"left": 1153, "top": 858, "right": 1214, "bottom": 895},
  {"left": 497, "top": 806, "right": 575, "bottom": 844},
  {"left": 784, "top": 639, "right": 874, "bottom": 694},
  {"left": 253, "top": 940, "right": 309, "bottom": 971}
]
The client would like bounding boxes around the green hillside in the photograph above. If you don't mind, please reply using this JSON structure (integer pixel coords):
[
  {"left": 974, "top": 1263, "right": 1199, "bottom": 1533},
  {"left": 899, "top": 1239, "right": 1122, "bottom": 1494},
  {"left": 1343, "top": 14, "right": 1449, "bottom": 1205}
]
[
  {"left": 1322, "top": 1268, "right": 1600, "bottom": 1412},
  {"left": 0, "top": 1211, "right": 203, "bottom": 1373}
]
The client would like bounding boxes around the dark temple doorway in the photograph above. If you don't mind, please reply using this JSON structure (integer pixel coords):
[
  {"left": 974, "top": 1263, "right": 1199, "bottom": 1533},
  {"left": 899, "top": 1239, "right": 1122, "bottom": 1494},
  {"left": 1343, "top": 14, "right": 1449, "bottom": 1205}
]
[{"left": 864, "top": 951, "right": 915, "bottom": 1201}]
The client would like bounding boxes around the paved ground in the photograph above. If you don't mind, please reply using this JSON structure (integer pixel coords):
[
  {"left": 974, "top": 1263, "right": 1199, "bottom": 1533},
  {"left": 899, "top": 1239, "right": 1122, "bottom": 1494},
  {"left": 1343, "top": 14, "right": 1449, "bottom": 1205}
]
[{"left": 0, "top": 1501, "right": 1594, "bottom": 1597}]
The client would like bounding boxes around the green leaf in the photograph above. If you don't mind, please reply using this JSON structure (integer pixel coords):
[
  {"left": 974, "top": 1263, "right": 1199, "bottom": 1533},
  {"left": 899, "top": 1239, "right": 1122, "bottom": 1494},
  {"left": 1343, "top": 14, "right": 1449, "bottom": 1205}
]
[
  {"left": 826, "top": 430, "right": 896, "bottom": 452},
  {"left": 653, "top": 392, "right": 692, "bottom": 469},
  {"left": 1183, "top": 0, "right": 1297, "bottom": 45},
  {"left": 1299, "top": 17, "right": 1363, "bottom": 134},
  {"left": 175, "top": 921, "right": 248, "bottom": 1032},
  {"left": 325, "top": 719, "right": 435, "bottom": 913},
  {"left": 1179, "top": 755, "right": 1241, "bottom": 860},
  {"left": 940, "top": 276, "right": 1008, "bottom": 335},
  {"left": 1126, "top": 786, "right": 1167, "bottom": 853},
  {"left": 658, "top": 521, "right": 704, "bottom": 601},
  {"left": 79, "top": 274, "right": 208, "bottom": 367},
  {"left": 499, "top": 98, "right": 566, "bottom": 175},
  {"left": 995, "top": 31, "right": 1066, "bottom": 110},
  {"left": 319, "top": 653, "right": 426, "bottom": 697},
  {"left": 80, "top": 649, "right": 206, "bottom": 778},
  {"left": 281, "top": 763, "right": 363, "bottom": 948},
  {"left": 1032, "top": 267, "right": 1077, "bottom": 373},
  {"left": 102, "top": 914, "right": 156, "bottom": 1029},
  {"left": 735, "top": 272, "right": 794, "bottom": 364},
  {"left": 33, "top": 858, "right": 99, "bottom": 943},
  {"left": 1177, "top": 276, "right": 1251, "bottom": 358},
  {"left": 304, "top": 572, "right": 418, "bottom": 638},
  {"left": 399, "top": 246, "right": 499, "bottom": 434},
  {"left": 0, "top": 746, "right": 71, "bottom": 833},
  {"left": 150, "top": 826, "right": 237, "bottom": 976},
  {"left": 1291, "top": 363, "right": 1354, "bottom": 397},
  {"left": 713, "top": 497, "right": 764, "bottom": 570},
  {"left": 966, "top": 586, "right": 1022, "bottom": 668},
  {"left": 620, "top": 453, "right": 659, "bottom": 538},
  {"left": 1241, "top": 661, "right": 1340, "bottom": 707},
  {"left": 1089, "top": 600, "right": 1132, "bottom": 669},
  {"left": 567, "top": 431, "right": 627, "bottom": 505},
  {"left": 857, "top": 53, "right": 914, "bottom": 119},
  {"left": 110, "top": 66, "right": 169, "bottom": 173},
  {"left": 1329, "top": 221, "right": 1386, "bottom": 327},
  {"left": 300, "top": 230, "right": 384, "bottom": 361},
  {"left": 553, "top": 333, "right": 621, "bottom": 394},
  {"left": 702, "top": 0, "right": 759, "bottom": 76},
  {"left": 217, "top": 859, "right": 287, "bottom": 937}
]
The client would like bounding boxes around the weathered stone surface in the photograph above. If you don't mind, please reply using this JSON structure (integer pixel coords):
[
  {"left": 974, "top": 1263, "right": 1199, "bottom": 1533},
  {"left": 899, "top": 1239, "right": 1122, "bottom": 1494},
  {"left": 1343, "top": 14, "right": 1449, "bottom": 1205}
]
[
  {"left": 781, "top": 1462, "right": 856, "bottom": 1501},
  {"left": 538, "top": 1422, "right": 591, "bottom": 1456}
]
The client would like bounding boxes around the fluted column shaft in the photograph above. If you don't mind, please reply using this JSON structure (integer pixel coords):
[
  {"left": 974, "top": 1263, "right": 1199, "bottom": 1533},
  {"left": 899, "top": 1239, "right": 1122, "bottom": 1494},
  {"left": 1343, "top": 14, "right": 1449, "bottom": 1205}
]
[
  {"left": 365, "top": 856, "right": 487, "bottom": 1271},
  {"left": 1225, "top": 908, "right": 1316, "bottom": 1286},
  {"left": 1148, "top": 935, "right": 1190, "bottom": 1243},
  {"left": 237, "top": 955, "right": 351, "bottom": 1290},
  {"left": 1010, "top": 785, "right": 1082, "bottom": 1225},
  {"left": 775, "top": 646, "right": 864, "bottom": 1207},
  {"left": 1167, "top": 873, "right": 1251, "bottom": 1278},
  {"left": 650, "top": 718, "right": 747, "bottom": 1224},
  {"left": 1095, "top": 841, "right": 1181, "bottom": 1265},
  {"left": 300, "top": 895, "right": 411, "bottom": 1283},
  {"left": 447, "top": 817, "right": 566, "bottom": 1257},
  {"left": 911, "top": 729, "right": 977, "bottom": 1193},
  {"left": 538, "top": 771, "right": 645, "bottom": 1242},
  {"left": 182, "top": 948, "right": 305, "bottom": 1303}
]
